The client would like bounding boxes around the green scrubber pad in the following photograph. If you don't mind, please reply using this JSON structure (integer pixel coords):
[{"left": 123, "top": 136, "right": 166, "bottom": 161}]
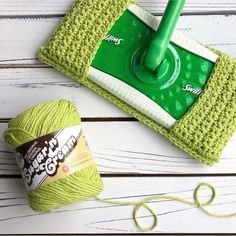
[{"left": 38, "top": 0, "right": 236, "bottom": 166}]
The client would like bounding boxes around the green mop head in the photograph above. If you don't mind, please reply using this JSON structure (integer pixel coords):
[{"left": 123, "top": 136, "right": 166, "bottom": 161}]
[{"left": 38, "top": 0, "right": 236, "bottom": 166}]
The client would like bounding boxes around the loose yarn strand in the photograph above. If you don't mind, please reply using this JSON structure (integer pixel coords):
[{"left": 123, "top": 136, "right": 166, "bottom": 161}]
[
  {"left": 96, "top": 182, "right": 236, "bottom": 232},
  {"left": 4, "top": 100, "right": 236, "bottom": 232}
]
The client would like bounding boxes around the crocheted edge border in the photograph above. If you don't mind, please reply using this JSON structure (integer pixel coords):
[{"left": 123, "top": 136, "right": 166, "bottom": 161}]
[
  {"left": 38, "top": 2, "right": 236, "bottom": 166},
  {"left": 39, "top": 49, "right": 234, "bottom": 165}
]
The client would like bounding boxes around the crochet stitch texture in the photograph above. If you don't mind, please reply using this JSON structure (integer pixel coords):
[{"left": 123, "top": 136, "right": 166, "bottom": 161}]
[{"left": 39, "top": 0, "right": 236, "bottom": 165}]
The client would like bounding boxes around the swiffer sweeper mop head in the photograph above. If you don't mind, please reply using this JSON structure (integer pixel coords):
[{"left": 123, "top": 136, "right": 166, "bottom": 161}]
[{"left": 39, "top": 0, "right": 236, "bottom": 166}]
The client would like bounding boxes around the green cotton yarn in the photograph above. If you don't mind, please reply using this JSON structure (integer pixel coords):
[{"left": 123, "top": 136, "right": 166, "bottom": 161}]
[
  {"left": 3, "top": 100, "right": 236, "bottom": 232},
  {"left": 3, "top": 100, "right": 104, "bottom": 212}
]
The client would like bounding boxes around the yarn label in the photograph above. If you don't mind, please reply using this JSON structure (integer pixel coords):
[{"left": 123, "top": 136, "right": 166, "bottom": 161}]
[{"left": 13, "top": 126, "right": 95, "bottom": 191}]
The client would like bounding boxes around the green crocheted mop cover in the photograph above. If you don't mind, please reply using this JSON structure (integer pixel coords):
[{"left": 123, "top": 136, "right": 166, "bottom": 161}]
[{"left": 38, "top": 0, "right": 236, "bottom": 166}]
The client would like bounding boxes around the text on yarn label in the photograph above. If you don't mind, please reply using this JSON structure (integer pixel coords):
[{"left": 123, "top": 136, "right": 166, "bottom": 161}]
[{"left": 13, "top": 126, "right": 95, "bottom": 191}]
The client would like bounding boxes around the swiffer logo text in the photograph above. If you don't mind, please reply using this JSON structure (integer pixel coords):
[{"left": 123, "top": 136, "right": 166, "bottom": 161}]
[
  {"left": 182, "top": 84, "right": 202, "bottom": 96},
  {"left": 104, "top": 34, "right": 124, "bottom": 45}
]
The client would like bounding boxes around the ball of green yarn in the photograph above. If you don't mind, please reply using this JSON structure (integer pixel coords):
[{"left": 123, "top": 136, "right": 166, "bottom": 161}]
[{"left": 4, "top": 100, "right": 104, "bottom": 212}]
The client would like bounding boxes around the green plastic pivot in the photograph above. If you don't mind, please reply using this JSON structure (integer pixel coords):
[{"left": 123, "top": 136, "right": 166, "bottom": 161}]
[{"left": 144, "top": 0, "right": 186, "bottom": 71}]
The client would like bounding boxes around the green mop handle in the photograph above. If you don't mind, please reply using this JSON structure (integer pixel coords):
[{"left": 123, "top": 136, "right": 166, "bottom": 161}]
[{"left": 144, "top": 0, "right": 186, "bottom": 71}]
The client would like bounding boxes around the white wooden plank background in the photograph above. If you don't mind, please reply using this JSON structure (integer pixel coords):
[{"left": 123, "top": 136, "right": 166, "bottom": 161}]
[
  {"left": 0, "top": 0, "right": 236, "bottom": 234},
  {"left": 0, "top": 177, "right": 236, "bottom": 234},
  {"left": 0, "top": 15, "right": 236, "bottom": 66},
  {"left": 0, "top": 0, "right": 236, "bottom": 16},
  {"left": 0, "top": 68, "right": 128, "bottom": 118},
  {"left": 1, "top": 122, "right": 236, "bottom": 175}
]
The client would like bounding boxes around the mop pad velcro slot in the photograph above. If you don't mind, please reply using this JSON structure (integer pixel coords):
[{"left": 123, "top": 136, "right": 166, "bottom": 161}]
[{"left": 38, "top": 0, "right": 236, "bottom": 165}]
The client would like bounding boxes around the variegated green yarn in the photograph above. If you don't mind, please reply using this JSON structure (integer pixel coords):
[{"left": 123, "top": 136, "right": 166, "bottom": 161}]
[{"left": 3, "top": 100, "right": 103, "bottom": 212}]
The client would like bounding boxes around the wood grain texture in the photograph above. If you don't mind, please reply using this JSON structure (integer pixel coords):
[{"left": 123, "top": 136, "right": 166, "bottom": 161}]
[
  {"left": 0, "top": 68, "right": 128, "bottom": 118},
  {"left": 1, "top": 122, "right": 236, "bottom": 175},
  {"left": 0, "top": 177, "right": 236, "bottom": 234},
  {"left": 0, "top": 0, "right": 235, "bottom": 16},
  {"left": 0, "top": 1, "right": 236, "bottom": 234},
  {"left": 0, "top": 15, "right": 235, "bottom": 66}
]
